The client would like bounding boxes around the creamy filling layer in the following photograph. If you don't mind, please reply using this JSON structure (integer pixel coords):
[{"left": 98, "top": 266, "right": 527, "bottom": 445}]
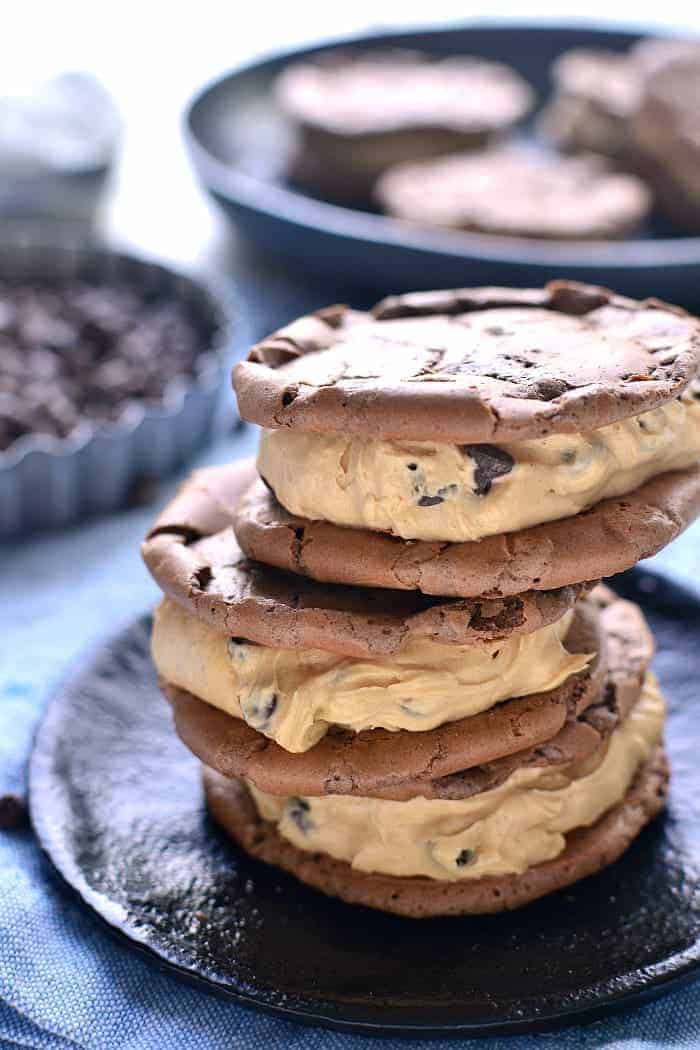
[
  {"left": 257, "top": 395, "right": 700, "bottom": 541},
  {"left": 249, "top": 674, "right": 665, "bottom": 881},
  {"left": 152, "top": 601, "right": 590, "bottom": 753}
]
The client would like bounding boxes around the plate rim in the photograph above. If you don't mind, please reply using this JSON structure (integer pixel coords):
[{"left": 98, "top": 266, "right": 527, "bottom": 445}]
[{"left": 183, "top": 17, "right": 700, "bottom": 275}]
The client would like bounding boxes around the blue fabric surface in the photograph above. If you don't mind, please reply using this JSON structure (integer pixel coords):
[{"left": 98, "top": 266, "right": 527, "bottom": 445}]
[{"left": 2, "top": 424, "right": 700, "bottom": 1050}]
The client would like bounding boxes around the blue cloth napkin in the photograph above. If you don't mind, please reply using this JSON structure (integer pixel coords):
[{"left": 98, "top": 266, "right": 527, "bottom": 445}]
[{"left": 3, "top": 428, "right": 700, "bottom": 1050}]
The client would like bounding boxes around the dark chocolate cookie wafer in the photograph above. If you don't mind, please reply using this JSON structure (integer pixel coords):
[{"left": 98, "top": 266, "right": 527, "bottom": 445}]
[
  {"left": 234, "top": 467, "right": 700, "bottom": 598},
  {"left": 203, "top": 746, "right": 669, "bottom": 918},
  {"left": 376, "top": 146, "right": 651, "bottom": 240},
  {"left": 233, "top": 282, "right": 700, "bottom": 443},
  {"left": 143, "top": 460, "right": 592, "bottom": 656},
  {"left": 162, "top": 591, "right": 649, "bottom": 802}
]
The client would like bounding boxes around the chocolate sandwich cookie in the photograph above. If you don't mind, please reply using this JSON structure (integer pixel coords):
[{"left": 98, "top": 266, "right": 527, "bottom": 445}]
[
  {"left": 376, "top": 146, "right": 651, "bottom": 240},
  {"left": 632, "top": 57, "right": 700, "bottom": 231},
  {"left": 160, "top": 588, "right": 651, "bottom": 802},
  {"left": 203, "top": 746, "right": 669, "bottom": 917},
  {"left": 143, "top": 459, "right": 592, "bottom": 656},
  {"left": 232, "top": 282, "right": 700, "bottom": 593},
  {"left": 158, "top": 594, "right": 604, "bottom": 782},
  {"left": 275, "top": 50, "right": 534, "bottom": 202},
  {"left": 197, "top": 595, "right": 664, "bottom": 917},
  {"left": 234, "top": 466, "right": 700, "bottom": 597}
]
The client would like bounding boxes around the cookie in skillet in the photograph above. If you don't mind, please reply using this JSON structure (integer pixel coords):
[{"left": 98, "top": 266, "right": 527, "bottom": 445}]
[
  {"left": 275, "top": 49, "right": 534, "bottom": 201},
  {"left": 632, "top": 57, "right": 700, "bottom": 232},
  {"left": 376, "top": 146, "right": 651, "bottom": 240},
  {"left": 537, "top": 47, "right": 643, "bottom": 161}
]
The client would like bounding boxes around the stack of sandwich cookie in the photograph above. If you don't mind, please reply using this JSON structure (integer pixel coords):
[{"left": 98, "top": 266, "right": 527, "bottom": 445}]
[{"left": 143, "top": 280, "right": 700, "bottom": 917}]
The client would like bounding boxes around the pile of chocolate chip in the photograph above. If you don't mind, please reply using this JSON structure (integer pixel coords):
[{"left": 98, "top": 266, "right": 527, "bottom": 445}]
[{"left": 0, "top": 280, "right": 211, "bottom": 452}]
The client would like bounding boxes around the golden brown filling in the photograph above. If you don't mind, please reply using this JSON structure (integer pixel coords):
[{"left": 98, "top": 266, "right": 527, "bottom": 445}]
[
  {"left": 249, "top": 674, "right": 664, "bottom": 880},
  {"left": 152, "top": 602, "right": 590, "bottom": 753},
  {"left": 257, "top": 395, "right": 700, "bottom": 542}
]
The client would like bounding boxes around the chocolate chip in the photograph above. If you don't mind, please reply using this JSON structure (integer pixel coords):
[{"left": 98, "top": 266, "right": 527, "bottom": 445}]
[
  {"left": 418, "top": 494, "right": 444, "bottom": 507},
  {"left": 562, "top": 449, "right": 577, "bottom": 464},
  {"left": 530, "top": 377, "right": 571, "bottom": 401},
  {"left": 399, "top": 700, "right": 424, "bottom": 717},
  {"left": 228, "top": 637, "right": 261, "bottom": 662},
  {"left": 0, "top": 793, "right": 28, "bottom": 830},
  {"left": 462, "top": 445, "right": 514, "bottom": 496},
  {"left": 242, "top": 691, "right": 278, "bottom": 730},
  {"left": 455, "top": 848, "right": 476, "bottom": 868},
  {"left": 262, "top": 693, "right": 278, "bottom": 720},
  {"left": 287, "top": 797, "right": 314, "bottom": 835},
  {"left": 0, "top": 278, "right": 209, "bottom": 452},
  {"left": 407, "top": 462, "right": 418, "bottom": 471},
  {"left": 193, "top": 566, "right": 213, "bottom": 591}
]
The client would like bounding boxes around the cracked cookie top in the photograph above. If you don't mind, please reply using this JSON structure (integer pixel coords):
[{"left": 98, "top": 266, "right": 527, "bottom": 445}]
[{"left": 233, "top": 281, "right": 700, "bottom": 443}]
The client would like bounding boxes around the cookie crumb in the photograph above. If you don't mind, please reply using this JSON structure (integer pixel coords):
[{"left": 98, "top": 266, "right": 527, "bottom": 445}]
[{"left": 0, "top": 793, "right": 28, "bottom": 830}]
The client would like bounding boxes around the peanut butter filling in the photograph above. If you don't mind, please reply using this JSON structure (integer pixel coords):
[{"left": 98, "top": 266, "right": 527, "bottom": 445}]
[
  {"left": 248, "top": 674, "right": 665, "bottom": 880},
  {"left": 152, "top": 601, "right": 590, "bottom": 753},
  {"left": 257, "top": 394, "right": 700, "bottom": 542}
]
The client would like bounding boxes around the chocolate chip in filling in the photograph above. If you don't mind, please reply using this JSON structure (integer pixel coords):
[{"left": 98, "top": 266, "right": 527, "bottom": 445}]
[
  {"left": 240, "top": 691, "right": 278, "bottom": 731},
  {"left": 407, "top": 461, "right": 460, "bottom": 508},
  {"left": 287, "top": 797, "right": 314, "bottom": 835},
  {"left": 462, "top": 445, "right": 515, "bottom": 496},
  {"left": 455, "top": 847, "right": 477, "bottom": 868}
]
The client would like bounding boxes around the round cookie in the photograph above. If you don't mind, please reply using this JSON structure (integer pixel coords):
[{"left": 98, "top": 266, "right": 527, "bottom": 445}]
[
  {"left": 632, "top": 57, "right": 700, "bottom": 232},
  {"left": 202, "top": 746, "right": 669, "bottom": 917},
  {"left": 163, "top": 590, "right": 653, "bottom": 801},
  {"left": 234, "top": 466, "right": 700, "bottom": 598},
  {"left": 537, "top": 48, "right": 642, "bottom": 160},
  {"left": 631, "top": 37, "right": 700, "bottom": 77},
  {"left": 538, "top": 40, "right": 700, "bottom": 166},
  {"left": 233, "top": 282, "right": 700, "bottom": 444},
  {"left": 376, "top": 146, "right": 651, "bottom": 240},
  {"left": 276, "top": 50, "right": 534, "bottom": 201},
  {"left": 143, "top": 459, "right": 592, "bottom": 656}
]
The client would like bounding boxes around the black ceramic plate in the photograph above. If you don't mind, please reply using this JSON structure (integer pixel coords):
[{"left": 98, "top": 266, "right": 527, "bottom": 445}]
[
  {"left": 184, "top": 21, "right": 700, "bottom": 306},
  {"left": 29, "top": 568, "right": 700, "bottom": 1036}
]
